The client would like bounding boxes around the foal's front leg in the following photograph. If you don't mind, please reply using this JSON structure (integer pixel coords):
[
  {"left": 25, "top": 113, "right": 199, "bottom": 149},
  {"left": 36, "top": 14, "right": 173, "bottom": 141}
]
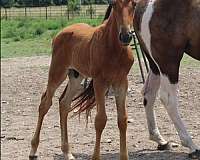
[
  {"left": 113, "top": 78, "right": 129, "bottom": 160},
  {"left": 92, "top": 80, "right": 108, "bottom": 160}
]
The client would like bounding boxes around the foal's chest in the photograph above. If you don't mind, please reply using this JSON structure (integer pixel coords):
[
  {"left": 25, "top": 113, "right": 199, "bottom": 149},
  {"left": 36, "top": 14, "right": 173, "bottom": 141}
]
[{"left": 94, "top": 49, "right": 134, "bottom": 80}]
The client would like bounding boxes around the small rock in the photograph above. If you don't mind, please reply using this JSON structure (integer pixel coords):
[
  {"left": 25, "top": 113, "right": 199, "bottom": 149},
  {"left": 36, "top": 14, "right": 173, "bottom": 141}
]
[
  {"left": 6, "top": 137, "right": 24, "bottom": 141},
  {"left": 128, "top": 119, "right": 134, "bottom": 123},
  {"left": 171, "top": 142, "right": 179, "bottom": 148},
  {"left": 133, "top": 144, "right": 138, "bottom": 148},
  {"left": 1, "top": 101, "right": 9, "bottom": 104},
  {"left": 54, "top": 125, "right": 59, "bottom": 128},
  {"left": 106, "top": 139, "right": 112, "bottom": 143},
  {"left": 1, "top": 136, "right": 5, "bottom": 139}
]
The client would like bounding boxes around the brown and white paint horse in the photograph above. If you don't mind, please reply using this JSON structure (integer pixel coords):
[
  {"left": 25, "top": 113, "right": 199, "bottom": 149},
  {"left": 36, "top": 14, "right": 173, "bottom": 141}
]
[
  {"left": 29, "top": 0, "right": 135, "bottom": 160},
  {"left": 105, "top": 0, "right": 200, "bottom": 158}
]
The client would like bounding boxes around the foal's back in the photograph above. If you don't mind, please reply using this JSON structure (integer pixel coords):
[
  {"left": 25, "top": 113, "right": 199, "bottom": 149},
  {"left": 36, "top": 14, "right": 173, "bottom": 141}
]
[
  {"left": 52, "top": 23, "right": 96, "bottom": 54},
  {"left": 51, "top": 23, "right": 99, "bottom": 76}
]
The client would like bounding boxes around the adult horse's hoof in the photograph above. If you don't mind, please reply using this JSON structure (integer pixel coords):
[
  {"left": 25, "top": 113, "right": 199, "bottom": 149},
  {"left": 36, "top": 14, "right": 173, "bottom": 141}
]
[
  {"left": 188, "top": 150, "right": 200, "bottom": 159},
  {"left": 29, "top": 155, "right": 38, "bottom": 160},
  {"left": 157, "top": 142, "right": 172, "bottom": 150}
]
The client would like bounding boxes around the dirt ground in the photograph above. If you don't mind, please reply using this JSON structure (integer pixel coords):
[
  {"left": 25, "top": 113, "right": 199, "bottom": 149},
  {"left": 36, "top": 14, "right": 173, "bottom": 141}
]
[{"left": 1, "top": 56, "right": 200, "bottom": 160}]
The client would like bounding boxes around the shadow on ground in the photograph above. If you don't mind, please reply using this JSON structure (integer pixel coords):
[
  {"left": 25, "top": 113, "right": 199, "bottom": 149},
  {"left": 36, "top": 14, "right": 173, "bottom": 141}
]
[{"left": 54, "top": 149, "right": 190, "bottom": 160}]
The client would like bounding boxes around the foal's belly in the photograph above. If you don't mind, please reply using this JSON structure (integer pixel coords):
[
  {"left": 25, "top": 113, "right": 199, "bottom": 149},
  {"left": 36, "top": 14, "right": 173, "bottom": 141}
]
[{"left": 69, "top": 43, "right": 92, "bottom": 78}]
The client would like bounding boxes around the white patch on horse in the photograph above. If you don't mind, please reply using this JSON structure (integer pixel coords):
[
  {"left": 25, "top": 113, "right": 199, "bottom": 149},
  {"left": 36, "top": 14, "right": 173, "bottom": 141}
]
[
  {"left": 142, "top": 70, "right": 167, "bottom": 145},
  {"left": 140, "top": 0, "right": 161, "bottom": 70},
  {"left": 159, "top": 75, "right": 178, "bottom": 107},
  {"left": 159, "top": 75, "right": 199, "bottom": 152}
]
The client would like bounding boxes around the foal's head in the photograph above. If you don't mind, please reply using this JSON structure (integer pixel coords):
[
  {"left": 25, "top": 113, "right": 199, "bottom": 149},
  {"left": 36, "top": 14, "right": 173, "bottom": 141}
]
[{"left": 110, "top": 0, "right": 136, "bottom": 46}]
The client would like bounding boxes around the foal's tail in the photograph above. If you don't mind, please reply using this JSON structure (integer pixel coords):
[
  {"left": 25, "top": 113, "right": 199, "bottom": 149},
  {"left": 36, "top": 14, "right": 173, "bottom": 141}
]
[{"left": 70, "top": 80, "right": 96, "bottom": 121}]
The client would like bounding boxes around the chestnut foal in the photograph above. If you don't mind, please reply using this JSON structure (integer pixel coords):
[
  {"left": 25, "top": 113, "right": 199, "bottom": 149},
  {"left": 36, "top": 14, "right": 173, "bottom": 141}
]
[{"left": 29, "top": 0, "right": 135, "bottom": 159}]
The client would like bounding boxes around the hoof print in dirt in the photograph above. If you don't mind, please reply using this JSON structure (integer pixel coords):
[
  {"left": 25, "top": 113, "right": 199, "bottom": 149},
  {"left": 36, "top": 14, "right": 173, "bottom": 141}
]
[
  {"left": 29, "top": 155, "right": 38, "bottom": 160},
  {"left": 189, "top": 150, "right": 200, "bottom": 159},
  {"left": 157, "top": 142, "right": 172, "bottom": 151}
]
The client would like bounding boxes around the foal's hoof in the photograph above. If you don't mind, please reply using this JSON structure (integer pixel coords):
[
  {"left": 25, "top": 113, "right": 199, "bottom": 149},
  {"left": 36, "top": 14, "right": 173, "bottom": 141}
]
[
  {"left": 157, "top": 142, "right": 171, "bottom": 150},
  {"left": 189, "top": 150, "right": 200, "bottom": 159},
  {"left": 64, "top": 153, "right": 75, "bottom": 160},
  {"left": 29, "top": 155, "right": 38, "bottom": 160}
]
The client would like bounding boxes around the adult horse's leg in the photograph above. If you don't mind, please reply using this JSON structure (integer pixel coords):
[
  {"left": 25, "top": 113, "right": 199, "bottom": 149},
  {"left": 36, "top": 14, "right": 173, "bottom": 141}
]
[
  {"left": 92, "top": 79, "right": 108, "bottom": 160},
  {"left": 153, "top": 44, "right": 200, "bottom": 158},
  {"left": 29, "top": 60, "right": 68, "bottom": 159},
  {"left": 59, "top": 69, "right": 84, "bottom": 160},
  {"left": 113, "top": 78, "right": 128, "bottom": 160},
  {"left": 142, "top": 70, "right": 170, "bottom": 148},
  {"left": 141, "top": 54, "right": 169, "bottom": 150}
]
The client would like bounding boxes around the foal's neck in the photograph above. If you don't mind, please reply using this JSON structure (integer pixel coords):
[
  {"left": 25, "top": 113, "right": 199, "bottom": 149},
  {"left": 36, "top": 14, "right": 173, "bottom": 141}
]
[{"left": 104, "top": 11, "right": 123, "bottom": 50}]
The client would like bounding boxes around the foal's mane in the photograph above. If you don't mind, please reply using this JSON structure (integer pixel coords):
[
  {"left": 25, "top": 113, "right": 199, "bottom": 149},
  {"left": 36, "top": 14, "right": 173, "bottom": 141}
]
[{"left": 103, "top": 5, "right": 113, "bottom": 21}]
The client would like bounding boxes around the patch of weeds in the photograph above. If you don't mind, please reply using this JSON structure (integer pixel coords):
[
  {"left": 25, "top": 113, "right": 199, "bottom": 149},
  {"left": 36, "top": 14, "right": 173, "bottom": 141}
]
[
  {"left": 2, "top": 29, "right": 17, "bottom": 39},
  {"left": 13, "top": 37, "right": 21, "bottom": 42},
  {"left": 34, "top": 28, "right": 45, "bottom": 36},
  {"left": 17, "top": 20, "right": 27, "bottom": 28}
]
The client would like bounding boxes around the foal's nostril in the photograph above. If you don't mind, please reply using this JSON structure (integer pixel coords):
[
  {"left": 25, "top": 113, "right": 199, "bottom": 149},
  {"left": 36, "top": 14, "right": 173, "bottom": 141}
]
[
  {"left": 119, "top": 33, "right": 123, "bottom": 42},
  {"left": 119, "top": 32, "right": 133, "bottom": 44}
]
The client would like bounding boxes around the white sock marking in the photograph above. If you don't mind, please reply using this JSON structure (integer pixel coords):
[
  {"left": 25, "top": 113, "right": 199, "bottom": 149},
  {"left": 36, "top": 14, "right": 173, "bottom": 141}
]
[{"left": 160, "top": 75, "right": 198, "bottom": 152}]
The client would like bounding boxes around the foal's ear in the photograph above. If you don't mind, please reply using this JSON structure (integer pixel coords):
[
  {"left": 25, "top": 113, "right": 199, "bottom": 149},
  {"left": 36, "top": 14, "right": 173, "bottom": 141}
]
[
  {"left": 133, "top": 0, "right": 140, "bottom": 3},
  {"left": 108, "top": 0, "right": 116, "bottom": 6}
]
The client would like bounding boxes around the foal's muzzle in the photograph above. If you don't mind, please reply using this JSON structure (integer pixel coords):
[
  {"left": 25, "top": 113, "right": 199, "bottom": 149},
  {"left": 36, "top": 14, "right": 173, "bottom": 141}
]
[{"left": 119, "top": 31, "right": 133, "bottom": 46}]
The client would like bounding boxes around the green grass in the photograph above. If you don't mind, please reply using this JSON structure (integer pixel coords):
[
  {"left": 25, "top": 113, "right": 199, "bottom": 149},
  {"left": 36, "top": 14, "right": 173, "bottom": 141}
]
[
  {"left": 1, "top": 18, "right": 102, "bottom": 58},
  {"left": 181, "top": 55, "right": 199, "bottom": 68},
  {"left": 1, "top": 18, "right": 199, "bottom": 68}
]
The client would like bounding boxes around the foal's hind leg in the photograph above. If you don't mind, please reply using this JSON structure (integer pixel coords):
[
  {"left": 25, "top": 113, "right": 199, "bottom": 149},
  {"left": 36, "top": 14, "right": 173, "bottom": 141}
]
[
  {"left": 92, "top": 79, "right": 108, "bottom": 160},
  {"left": 29, "top": 62, "right": 68, "bottom": 159},
  {"left": 59, "top": 70, "right": 84, "bottom": 160},
  {"left": 112, "top": 78, "right": 129, "bottom": 160}
]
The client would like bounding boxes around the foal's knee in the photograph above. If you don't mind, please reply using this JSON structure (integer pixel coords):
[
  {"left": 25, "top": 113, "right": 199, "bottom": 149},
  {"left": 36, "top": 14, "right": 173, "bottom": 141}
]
[
  {"left": 95, "top": 114, "right": 107, "bottom": 132},
  {"left": 118, "top": 115, "right": 127, "bottom": 131},
  {"left": 38, "top": 92, "right": 52, "bottom": 116}
]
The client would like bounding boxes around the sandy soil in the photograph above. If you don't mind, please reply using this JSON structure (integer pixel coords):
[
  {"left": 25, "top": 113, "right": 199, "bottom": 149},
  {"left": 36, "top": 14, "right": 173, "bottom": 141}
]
[{"left": 1, "top": 56, "right": 200, "bottom": 160}]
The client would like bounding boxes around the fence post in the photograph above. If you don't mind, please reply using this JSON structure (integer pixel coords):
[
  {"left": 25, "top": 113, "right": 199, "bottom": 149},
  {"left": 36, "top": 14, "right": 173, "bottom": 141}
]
[
  {"left": 45, "top": 6, "right": 47, "bottom": 20},
  {"left": 49, "top": 6, "right": 51, "bottom": 18},
  {"left": 5, "top": 8, "right": 8, "bottom": 20},
  {"left": 67, "top": 6, "right": 69, "bottom": 20},
  {"left": 90, "top": 4, "right": 92, "bottom": 19},
  {"left": 25, "top": 7, "right": 27, "bottom": 17},
  {"left": 61, "top": 6, "right": 62, "bottom": 17}
]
